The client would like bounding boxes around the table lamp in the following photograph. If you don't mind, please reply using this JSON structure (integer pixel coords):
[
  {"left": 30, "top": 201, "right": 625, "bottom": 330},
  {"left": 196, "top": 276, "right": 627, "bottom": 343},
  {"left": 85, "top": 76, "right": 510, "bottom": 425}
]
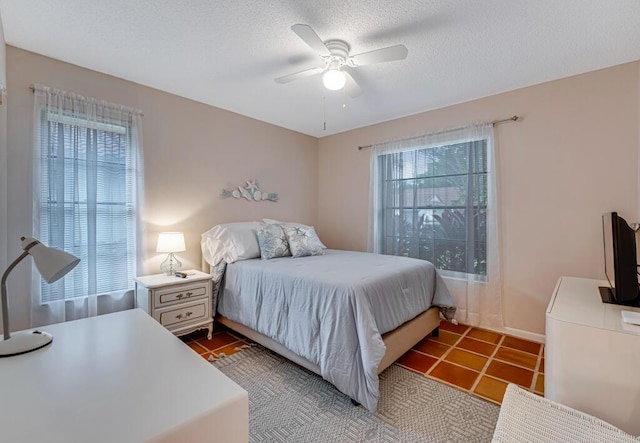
[
  {"left": 1, "top": 236, "right": 80, "bottom": 357},
  {"left": 157, "top": 232, "right": 186, "bottom": 276}
]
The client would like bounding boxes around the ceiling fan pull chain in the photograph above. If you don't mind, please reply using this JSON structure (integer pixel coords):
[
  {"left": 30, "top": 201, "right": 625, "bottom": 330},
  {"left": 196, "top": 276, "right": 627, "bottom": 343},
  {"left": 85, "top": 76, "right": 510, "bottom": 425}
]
[{"left": 323, "top": 95, "right": 327, "bottom": 131}]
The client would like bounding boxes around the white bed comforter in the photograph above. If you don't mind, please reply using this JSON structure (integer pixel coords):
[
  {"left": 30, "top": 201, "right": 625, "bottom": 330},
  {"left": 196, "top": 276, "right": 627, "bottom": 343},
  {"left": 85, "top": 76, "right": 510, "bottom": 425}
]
[{"left": 217, "top": 249, "right": 455, "bottom": 412}]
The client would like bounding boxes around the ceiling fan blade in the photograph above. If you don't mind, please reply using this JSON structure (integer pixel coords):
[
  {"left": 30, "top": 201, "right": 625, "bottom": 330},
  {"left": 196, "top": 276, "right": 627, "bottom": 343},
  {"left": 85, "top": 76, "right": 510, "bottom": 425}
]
[
  {"left": 291, "top": 24, "right": 331, "bottom": 57},
  {"left": 343, "top": 68, "right": 362, "bottom": 98},
  {"left": 274, "top": 65, "right": 326, "bottom": 84},
  {"left": 350, "top": 45, "right": 408, "bottom": 66}
]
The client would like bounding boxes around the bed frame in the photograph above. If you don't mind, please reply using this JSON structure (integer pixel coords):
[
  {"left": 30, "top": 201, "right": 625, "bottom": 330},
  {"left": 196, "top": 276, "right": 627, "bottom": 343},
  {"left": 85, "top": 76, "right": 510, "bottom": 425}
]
[{"left": 218, "top": 307, "right": 440, "bottom": 375}]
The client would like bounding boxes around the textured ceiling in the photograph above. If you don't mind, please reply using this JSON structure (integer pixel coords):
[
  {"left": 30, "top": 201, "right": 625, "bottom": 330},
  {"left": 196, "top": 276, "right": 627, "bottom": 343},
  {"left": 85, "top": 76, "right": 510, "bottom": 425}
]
[{"left": 1, "top": 1, "right": 640, "bottom": 137}]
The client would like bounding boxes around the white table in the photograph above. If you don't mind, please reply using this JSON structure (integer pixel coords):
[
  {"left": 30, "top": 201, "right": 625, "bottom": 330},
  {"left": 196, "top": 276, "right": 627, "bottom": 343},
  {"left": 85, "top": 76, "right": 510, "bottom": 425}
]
[
  {"left": 546, "top": 276, "right": 640, "bottom": 436},
  {"left": 0, "top": 309, "right": 248, "bottom": 443}
]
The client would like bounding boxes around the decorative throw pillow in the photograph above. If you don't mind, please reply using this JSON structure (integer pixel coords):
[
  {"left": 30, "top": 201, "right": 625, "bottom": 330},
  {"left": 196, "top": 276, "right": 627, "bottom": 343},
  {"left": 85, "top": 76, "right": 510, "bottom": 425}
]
[
  {"left": 262, "top": 218, "right": 327, "bottom": 248},
  {"left": 283, "top": 224, "right": 324, "bottom": 258},
  {"left": 257, "top": 223, "right": 291, "bottom": 260}
]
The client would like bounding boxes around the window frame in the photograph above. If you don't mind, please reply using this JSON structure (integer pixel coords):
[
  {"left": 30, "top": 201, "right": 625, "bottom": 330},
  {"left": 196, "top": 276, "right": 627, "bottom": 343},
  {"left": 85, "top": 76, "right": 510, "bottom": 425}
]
[
  {"left": 37, "top": 107, "right": 137, "bottom": 303},
  {"left": 374, "top": 137, "right": 489, "bottom": 279}
]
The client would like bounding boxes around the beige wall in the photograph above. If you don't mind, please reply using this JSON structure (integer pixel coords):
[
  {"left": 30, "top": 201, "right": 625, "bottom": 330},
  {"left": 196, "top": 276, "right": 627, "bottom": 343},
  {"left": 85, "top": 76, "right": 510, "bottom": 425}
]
[
  {"left": 3, "top": 44, "right": 640, "bottom": 337},
  {"left": 0, "top": 14, "right": 7, "bottom": 334},
  {"left": 317, "top": 62, "right": 640, "bottom": 335},
  {"left": 5, "top": 46, "right": 317, "bottom": 332}
]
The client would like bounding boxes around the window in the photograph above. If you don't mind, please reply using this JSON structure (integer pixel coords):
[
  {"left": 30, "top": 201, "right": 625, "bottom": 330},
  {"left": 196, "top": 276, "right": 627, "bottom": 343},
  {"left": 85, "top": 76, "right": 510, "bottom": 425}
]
[
  {"left": 372, "top": 132, "right": 489, "bottom": 277},
  {"left": 34, "top": 86, "right": 142, "bottom": 304}
]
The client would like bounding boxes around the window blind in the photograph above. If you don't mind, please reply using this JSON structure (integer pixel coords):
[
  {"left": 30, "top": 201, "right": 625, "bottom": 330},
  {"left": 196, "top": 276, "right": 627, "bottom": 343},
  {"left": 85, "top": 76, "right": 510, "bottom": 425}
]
[{"left": 38, "top": 114, "right": 137, "bottom": 302}]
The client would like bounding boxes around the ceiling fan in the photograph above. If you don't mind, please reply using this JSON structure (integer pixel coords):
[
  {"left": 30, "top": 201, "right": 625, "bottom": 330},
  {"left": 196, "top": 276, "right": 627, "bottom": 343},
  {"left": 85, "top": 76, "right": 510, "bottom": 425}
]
[{"left": 275, "top": 24, "right": 408, "bottom": 97}]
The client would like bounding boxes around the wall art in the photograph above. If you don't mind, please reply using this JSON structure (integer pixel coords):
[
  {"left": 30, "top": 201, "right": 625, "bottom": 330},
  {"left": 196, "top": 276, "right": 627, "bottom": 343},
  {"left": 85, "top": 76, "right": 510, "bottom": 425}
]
[{"left": 220, "top": 179, "right": 278, "bottom": 202}]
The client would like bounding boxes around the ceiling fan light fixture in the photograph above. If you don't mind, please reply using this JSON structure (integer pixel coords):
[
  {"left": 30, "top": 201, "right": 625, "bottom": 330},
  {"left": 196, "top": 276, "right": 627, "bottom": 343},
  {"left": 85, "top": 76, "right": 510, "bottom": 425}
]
[
  {"left": 277, "top": 25, "right": 408, "bottom": 97},
  {"left": 322, "top": 69, "right": 346, "bottom": 91}
]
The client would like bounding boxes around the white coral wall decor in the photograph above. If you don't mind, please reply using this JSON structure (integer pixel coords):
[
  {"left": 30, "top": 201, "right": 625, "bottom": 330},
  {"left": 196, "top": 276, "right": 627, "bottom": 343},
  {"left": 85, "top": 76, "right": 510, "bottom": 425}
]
[{"left": 220, "top": 180, "right": 279, "bottom": 202}]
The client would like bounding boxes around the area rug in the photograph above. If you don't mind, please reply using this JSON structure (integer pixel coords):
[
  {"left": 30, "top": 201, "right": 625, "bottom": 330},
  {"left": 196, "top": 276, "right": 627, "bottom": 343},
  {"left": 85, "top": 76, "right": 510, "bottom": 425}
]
[{"left": 213, "top": 345, "right": 499, "bottom": 442}]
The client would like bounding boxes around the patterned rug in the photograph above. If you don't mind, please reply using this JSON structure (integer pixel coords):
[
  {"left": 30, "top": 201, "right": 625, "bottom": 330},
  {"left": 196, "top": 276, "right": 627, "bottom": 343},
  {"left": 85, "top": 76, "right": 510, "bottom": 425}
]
[{"left": 213, "top": 345, "right": 499, "bottom": 442}]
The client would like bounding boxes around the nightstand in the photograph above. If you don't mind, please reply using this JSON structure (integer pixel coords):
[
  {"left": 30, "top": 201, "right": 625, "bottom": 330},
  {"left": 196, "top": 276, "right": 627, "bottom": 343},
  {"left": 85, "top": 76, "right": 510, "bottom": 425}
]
[{"left": 134, "top": 269, "right": 214, "bottom": 339}]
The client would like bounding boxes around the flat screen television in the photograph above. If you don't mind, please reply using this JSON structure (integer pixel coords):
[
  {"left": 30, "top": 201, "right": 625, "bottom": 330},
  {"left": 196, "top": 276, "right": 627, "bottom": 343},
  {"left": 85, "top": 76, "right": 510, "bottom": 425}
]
[{"left": 599, "top": 212, "right": 639, "bottom": 306}]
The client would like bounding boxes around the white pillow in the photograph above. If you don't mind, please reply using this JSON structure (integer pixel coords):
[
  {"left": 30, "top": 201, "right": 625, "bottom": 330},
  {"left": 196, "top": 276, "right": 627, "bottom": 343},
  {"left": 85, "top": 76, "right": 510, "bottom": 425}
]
[
  {"left": 200, "top": 222, "right": 261, "bottom": 266},
  {"left": 262, "top": 218, "right": 327, "bottom": 248}
]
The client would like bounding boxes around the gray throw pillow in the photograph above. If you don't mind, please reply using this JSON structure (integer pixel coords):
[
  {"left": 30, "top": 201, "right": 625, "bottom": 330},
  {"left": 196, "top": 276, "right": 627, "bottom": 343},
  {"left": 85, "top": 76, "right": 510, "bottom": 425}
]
[
  {"left": 283, "top": 225, "right": 324, "bottom": 258},
  {"left": 257, "top": 223, "right": 291, "bottom": 260}
]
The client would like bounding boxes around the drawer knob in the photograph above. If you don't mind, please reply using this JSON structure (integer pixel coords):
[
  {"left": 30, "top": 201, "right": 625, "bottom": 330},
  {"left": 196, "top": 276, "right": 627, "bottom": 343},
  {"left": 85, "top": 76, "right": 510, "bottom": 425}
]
[
  {"left": 186, "top": 291, "right": 193, "bottom": 297},
  {"left": 176, "top": 293, "right": 184, "bottom": 299},
  {"left": 176, "top": 311, "right": 193, "bottom": 320}
]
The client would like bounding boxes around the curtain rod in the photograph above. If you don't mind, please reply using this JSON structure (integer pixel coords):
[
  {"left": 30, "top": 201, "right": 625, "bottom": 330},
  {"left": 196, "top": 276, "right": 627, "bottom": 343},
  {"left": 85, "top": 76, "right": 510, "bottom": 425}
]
[
  {"left": 29, "top": 86, "right": 144, "bottom": 116},
  {"left": 357, "top": 115, "right": 519, "bottom": 151}
]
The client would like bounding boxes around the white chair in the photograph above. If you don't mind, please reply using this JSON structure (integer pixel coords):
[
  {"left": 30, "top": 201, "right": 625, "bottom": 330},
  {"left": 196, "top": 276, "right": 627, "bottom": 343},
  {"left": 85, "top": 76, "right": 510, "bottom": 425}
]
[{"left": 492, "top": 384, "right": 639, "bottom": 443}]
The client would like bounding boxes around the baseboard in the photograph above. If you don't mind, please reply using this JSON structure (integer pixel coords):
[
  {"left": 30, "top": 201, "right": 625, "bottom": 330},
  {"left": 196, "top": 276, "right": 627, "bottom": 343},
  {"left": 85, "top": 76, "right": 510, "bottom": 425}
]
[{"left": 498, "top": 326, "right": 545, "bottom": 344}]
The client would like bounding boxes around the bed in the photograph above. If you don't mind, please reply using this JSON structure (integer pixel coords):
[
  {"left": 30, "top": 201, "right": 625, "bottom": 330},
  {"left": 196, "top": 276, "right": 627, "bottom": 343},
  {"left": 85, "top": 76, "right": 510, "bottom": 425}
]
[{"left": 201, "top": 221, "right": 456, "bottom": 412}]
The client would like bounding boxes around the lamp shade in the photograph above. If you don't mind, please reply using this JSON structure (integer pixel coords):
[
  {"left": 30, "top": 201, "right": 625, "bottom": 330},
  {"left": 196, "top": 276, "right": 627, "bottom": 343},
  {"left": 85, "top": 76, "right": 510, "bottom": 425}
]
[
  {"left": 156, "top": 232, "right": 186, "bottom": 253},
  {"left": 21, "top": 237, "right": 80, "bottom": 284}
]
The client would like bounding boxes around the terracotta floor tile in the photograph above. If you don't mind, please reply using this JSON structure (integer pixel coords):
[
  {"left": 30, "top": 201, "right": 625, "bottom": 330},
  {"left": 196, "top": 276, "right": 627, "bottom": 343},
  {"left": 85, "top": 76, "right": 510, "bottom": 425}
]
[
  {"left": 501, "top": 335, "right": 542, "bottom": 355},
  {"left": 396, "top": 350, "right": 439, "bottom": 374},
  {"left": 413, "top": 338, "right": 450, "bottom": 357},
  {"left": 535, "top": 374, "right": 544, "bottom": 393},
  {"left": 445, "top": 348, "right": 488, "bottom": 371},
  {"left": 494, "top": 347, "right": 538, "bottom": 370},
  {"left": 427, "top": 330, "right": 461, "bottom": 346},
  {"left": 457, "top": 337, "right": 497, "bottom": 357},
  {"left": 474, "top": 376, "right": 509, "bottom": 404},
  {"left": 439, "top": 321, "right": 470, "bottom": 335},
  {"left": 485, "top": 360, "right": 533, "bottom": 388},
  {"left": 429, "top": 361, "right": 480, "bottom": 390},
  {"left": 196, "top": 332, "right": 239, "bottom": 351},
  {"left": 466, "top": 328, "right": 503, "bottom": 344},
  {"left": 218, "top": 324, "right": 254, "bottom": 343},
  {"left": 185, "top": 341, "right": 208, "bottom": 354},
  {"left": 213, "top": 341, "right": 246, "bottom": 358},
  {"left": 539, "top": 358, "right": 545, "bottom": 373}
]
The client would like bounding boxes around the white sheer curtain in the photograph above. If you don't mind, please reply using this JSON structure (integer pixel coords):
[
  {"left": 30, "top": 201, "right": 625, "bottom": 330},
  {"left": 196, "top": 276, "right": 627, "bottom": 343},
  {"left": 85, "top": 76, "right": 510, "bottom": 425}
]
[
  {"left": 369, "top": 123, "right": 503, "bottom": 328},
  {"left": 31, "top": 84, "right": 145, "bottom": 327}
]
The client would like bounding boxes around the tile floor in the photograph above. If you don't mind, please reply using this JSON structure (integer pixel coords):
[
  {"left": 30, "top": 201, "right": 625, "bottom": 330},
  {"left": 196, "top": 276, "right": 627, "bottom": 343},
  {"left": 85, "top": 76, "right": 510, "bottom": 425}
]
[
  {"left": 396, "top": 321, "right": 544, "bottom": 404},
  {"left": 182, "top": 320, "right": 544, "bottom": 406}
]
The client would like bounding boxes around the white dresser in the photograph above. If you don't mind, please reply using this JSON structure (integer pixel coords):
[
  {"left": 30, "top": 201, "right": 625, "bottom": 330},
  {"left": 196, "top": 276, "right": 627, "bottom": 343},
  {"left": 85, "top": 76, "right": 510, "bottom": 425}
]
[{"left": 546, "top": 276, "right": 640, "bottom": 435}]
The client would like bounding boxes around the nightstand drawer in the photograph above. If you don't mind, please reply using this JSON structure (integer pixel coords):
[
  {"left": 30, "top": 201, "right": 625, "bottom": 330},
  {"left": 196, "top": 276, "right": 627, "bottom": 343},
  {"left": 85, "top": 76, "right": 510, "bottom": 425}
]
[
  {"left": 153, "top": 282, "right": 209, "bottom": 308},
  {"left": 154, "top": 298, "right": 210, "bottom": 328}
]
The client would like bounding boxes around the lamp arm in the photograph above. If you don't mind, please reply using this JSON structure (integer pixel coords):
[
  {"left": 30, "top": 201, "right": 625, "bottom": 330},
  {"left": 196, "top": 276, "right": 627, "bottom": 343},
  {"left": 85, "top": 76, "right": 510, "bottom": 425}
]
[{"left": 1, "top": 251, "right": 30, "bottom": 341}]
